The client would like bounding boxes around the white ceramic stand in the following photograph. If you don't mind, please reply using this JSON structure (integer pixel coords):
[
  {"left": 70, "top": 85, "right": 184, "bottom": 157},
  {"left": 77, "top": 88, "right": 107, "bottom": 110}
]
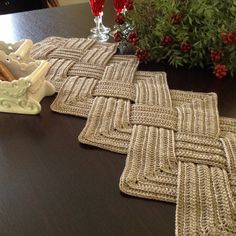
[
  {"left": 0, "top": 51, "right": 55, "bottom": 115},
  {"left": 0, "top": 39, "right": 33, "bottom": 62}
]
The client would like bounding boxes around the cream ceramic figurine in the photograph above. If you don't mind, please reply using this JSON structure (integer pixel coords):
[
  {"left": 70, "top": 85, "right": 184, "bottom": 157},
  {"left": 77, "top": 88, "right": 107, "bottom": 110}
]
[
  {"left": 0, "top": 48, "right": 55, "bottom": 115},
  {"left": 0, "top": 39, "right": 34, "bottom": 62}
]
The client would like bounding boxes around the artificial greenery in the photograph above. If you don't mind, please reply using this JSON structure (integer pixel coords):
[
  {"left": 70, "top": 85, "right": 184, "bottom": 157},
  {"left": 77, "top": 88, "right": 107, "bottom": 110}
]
[{"left": 116, "top": 0, "right": 236, "bottom": 79}]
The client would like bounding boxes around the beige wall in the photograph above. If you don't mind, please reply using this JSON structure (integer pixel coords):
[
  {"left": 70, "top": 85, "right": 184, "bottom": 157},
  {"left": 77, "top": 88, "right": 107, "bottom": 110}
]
[{"left": 58, "top": 0, "right": 88, "bottom": 6}]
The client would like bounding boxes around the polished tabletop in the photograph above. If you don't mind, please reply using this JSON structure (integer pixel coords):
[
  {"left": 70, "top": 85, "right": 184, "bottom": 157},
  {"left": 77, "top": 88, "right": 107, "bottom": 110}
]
[{"left": 0, "top": 3, "right": 235, "bottom": 236}]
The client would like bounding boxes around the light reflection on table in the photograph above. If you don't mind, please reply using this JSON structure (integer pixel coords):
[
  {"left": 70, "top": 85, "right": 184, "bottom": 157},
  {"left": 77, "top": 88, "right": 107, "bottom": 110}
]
[{"left": 0, "top": 14, "right": 17, "bottom": 42}]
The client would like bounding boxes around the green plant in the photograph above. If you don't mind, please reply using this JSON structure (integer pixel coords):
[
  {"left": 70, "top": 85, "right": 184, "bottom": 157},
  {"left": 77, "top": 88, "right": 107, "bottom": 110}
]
[{"left": 115, "top": 0, "right": 236, "bottom": 79}]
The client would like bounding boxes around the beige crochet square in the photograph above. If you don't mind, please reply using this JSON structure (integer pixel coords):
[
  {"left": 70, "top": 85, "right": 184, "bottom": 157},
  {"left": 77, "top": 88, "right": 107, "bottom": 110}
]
[
  {"left": 120, "top": 82, "right": 236, "bottom": 234},
  {"left": 31, "top": 37, "right": 118, "bottom": 91},
  {"left": 119, "top": 75, "right": 179, "bottom": 203},
  {"left": 50, "top": 65, "right": 236, "bottom": 138},
  {"left": 31, "top": 37, "right": 96, "bottom": 59},
  {"left": 119, "top": 78, "right": 236, "bottom": 205},
  {"left": 79, "top": 60, "right": 139, "bottom": 153},
  {"left": 51, "top": 55, "right": 138, "bottom": 118},
  {"left": 175, "top": 97, "right": 236, "bottom": 235}
]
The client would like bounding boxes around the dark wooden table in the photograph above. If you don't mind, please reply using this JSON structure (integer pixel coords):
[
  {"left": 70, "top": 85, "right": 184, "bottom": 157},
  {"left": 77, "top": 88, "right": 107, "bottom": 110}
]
[{"left": 0, "top": 3, "right": 235, "bottom": 236}]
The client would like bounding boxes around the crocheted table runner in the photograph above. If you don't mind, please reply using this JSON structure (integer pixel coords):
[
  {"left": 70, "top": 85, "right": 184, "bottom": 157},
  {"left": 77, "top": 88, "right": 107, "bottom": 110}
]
[
  {"left": 31, "top": 37, "right": 236, "bottom": 139},
  {"left": 79, "top": 60, "right": 139, "bottom": 153},
  {"left": 31, "top": 37, "right": 236, "bottom": 235},
  {"left": 51, "top": 55, "right": 137, "bottom": 118},
  {"left": 31, "top": 37, "right": 118, "bottom": 92},
  {"left": 119, "top": 76, "right": 236, "bottom": 206},
  {"left": 120, "top": 79, "right": 236, "bottom": 234},
  {"left": 49, "top": 64, "right": 236, "bottom": 140},
  {"left": 175, "top": 97, "right": 236, "bottom": 235},
  {"left": 119, "top": 75, "right": 178, "bottom": 202}
]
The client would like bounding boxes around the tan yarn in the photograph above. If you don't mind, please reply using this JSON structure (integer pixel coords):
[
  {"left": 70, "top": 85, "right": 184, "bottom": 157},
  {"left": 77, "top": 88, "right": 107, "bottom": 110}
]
[
  {"left": 120, "top": 77, "right": 236, "bottom": 234},
  {"left": 120, "top": 77, "right": 236, "bottom": 206},
  {"left": 175, "top": 97, "right": 236, "bottom": 235},
  {"left": 32, "top": 37, "right": 236, "bottom": 235},
  {"left": 50, "top": 62, "right": 236, "bottom": 139},
  {"left": 31, "top": 36, "right": 118, "bottom": 91},
  {"left": 119, "top": 75, "right": 178, "bottom": 203},
  {"left": 33, "top": 37, "right": 236, "bottom": 139},
  {"left": 51, "top": 55, "right": 138, "bottom": 118},
  {"left": 79, "top": 60, "right": 139, "bottom": 153}
]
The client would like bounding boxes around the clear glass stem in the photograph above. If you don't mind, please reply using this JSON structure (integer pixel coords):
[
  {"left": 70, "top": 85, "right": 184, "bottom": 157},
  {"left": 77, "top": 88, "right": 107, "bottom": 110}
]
[
  {"left": 88, "top": 15, "right": 109, "bottom": 42},
  {"left": 94, "top": 16, "right": 100, "bottom": 35},
  {"left": 91, "top": 12, "right": 110, "bottom": 34}
]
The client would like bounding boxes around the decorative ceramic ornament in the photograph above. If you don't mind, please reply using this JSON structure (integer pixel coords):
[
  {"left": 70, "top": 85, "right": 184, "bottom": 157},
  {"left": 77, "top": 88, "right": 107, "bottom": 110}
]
[
  {"left": 0, "top": 51, "right": 55, "bottom": 115},
  {"left": 0, "top": 39, "right": 33, "bottom": 62}
]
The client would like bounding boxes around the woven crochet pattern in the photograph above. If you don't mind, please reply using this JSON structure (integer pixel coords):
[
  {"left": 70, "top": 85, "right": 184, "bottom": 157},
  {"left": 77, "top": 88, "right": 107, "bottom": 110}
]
[
  {"left": 32, "top": 37, "right": 236, "bottom": 138},
  {"left": 79, "top": 60, "right": 139, "bottom": 153},
  {"left": 120, "top": 75, "right": 178, "bottom": 202},
  {"left": 50, "top": 63, "right": 236, "bottom": 139},
  {"left": 120, "top": 77, "right": 236, "bottom": 205},
  {"left": 31, "top": 37, "right": 118, "bottom": 92},
  {"left": 32, "top": 37, "right": 236, "bottom": 235},
  {"left": 51, "top": 55, "right": 137, "bottom": 117},
  {"left": 175, "top": 97, "right": 236, "bottom": 235},
  {"left": 120, "top": 79, "right": 236, "bottom": 234}
]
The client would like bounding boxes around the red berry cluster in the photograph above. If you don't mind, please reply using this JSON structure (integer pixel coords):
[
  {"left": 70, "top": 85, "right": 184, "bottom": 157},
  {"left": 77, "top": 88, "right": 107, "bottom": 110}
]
[
  {"left": 114, "top": 31, "right": 123, "bottom": 42},
  {"left": 210, "top": 49, "right": 224, "bottom": 62},
  {"left": 221, "top": 30, "right": 236, "bottom": 45},
  {"left": 170, "top": 13, "right": 183, "bottom": 24},
  {"left": 213, "top": 64, "right": 228, "bottom": 79},
  {"left": 135, "top": 48, "right": 148, "bottom": 61},
  {"left": 161, "top": 35, "right": 173, "bottom": 45},
  {"left": 115, "top": 13, "right": 125, "bottom": 25},
  {"left": 128, "top": 31, "right": 139, "bottom": 45},
  {"left": 180, "top": 42, "right": 192, "bottom": 52},
  {"left": 125, "top": 0, "right": 134, "bottom": 11}
]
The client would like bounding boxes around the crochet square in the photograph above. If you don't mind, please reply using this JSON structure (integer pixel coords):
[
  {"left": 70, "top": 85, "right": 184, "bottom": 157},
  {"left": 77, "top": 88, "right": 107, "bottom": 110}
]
[
  {"left": 31, "top": 37, "right": 118, "bottom": 91},
  {"left": 31, "top": 37, "right": 236, "bottom": 234},
  {"left": 79, "top": 61, "right": 139, "bottom": 153},
  {"left": 119, "top": 79, "right": 236, "bottom": 234},
  {"left": 51, "top": 55, "right": 138, "bottom": 118},
  {"left": 175, "top": 97, "right": 236, "bottom": 235}
]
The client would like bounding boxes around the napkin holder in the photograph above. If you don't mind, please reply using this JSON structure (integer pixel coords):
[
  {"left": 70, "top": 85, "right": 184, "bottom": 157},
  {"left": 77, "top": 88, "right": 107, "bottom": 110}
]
[{"left": 0, "top": 51, "right": 55, "bottom": 115}]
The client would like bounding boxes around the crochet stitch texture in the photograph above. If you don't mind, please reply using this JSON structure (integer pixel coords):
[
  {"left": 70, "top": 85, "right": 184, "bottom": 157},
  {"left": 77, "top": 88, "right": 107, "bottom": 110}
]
[{"left": 32, "top": 37, "right": 236, "bottom": 235}]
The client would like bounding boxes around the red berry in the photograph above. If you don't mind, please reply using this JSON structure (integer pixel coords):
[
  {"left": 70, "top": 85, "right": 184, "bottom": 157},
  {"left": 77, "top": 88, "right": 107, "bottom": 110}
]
[
  {"left": 125, "top": 0, "right": 134, "bottom": 11},
  {"left": 114, "top": 31, "right": 123, "bottom": 42},
  {"left": 213, "top": 64, "right": 228, "bottom": 79},
  {"left": 135, "top": 48, "right": 148, "bottom": 61},
  {"left": 232, "top": 29, "right": 236, "bottom": 37},
  {"left": 180, "top": 42, "right": 192, "bottom": 52},
  {"left": 132, "top": 39, "right": 139, "bottom": 46},
  {"left": 221, "top": 32, "right": 235, "bottom": 45},
  {"left": 210, "top": 49, "right": 224, "bottom": 62},
  {"left": 128, "top": 31, "right": 138, "bottom": 41},
  {"left": 161, "top": 35, "right": 173, "bottom": 45},
  {"left": 127, "top": 31, "right": 139, "bottom": 45},
  {"left": 170, "top": 13, "right": 183, "bottom": 24},
  {"left": 115, "top": 13, "right": 125, "bottom": 25}
]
